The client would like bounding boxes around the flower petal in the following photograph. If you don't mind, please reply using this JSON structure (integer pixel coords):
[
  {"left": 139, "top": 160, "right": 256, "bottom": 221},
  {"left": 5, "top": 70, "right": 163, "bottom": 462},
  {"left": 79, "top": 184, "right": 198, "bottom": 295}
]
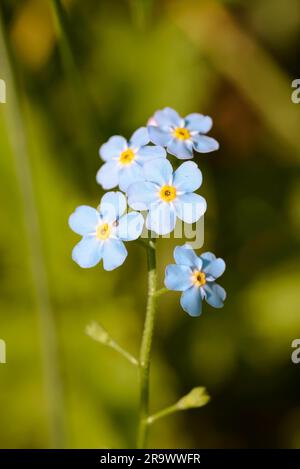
[
  {"left": 200, "top": 252, "right": 216, "bottom": 268},
  {"left": 180, "top": 286, "right": 202, "bottom": 317},
  {"left": 143, "top": 158, "right": 173, "bottom": 186},
  {"left": 118, "top": 163, "right": 144, "bottom": 192},
  {"left": 213, "top": 283, "right": 227, "bottom": 302},
  {"left": 203, "top": 258, "right": 226, "bottom": 279},
  {"left": 204, "top": 283, "right": 226, "bottom": 308},
  {"left": 192, "top": 135, "right": 219, "bottom": 153},
  {"left": 127, "top": 181, "right": 159, "bottom": 210},
  {"left": 99, "top": 191, "right": 127, "bottom": 222},
  {"left": 174, "top": 245, "right": 202, "bottom": 270},
  {"left": 137, "top": 145, "right": 166, "bottom": 161},
  {"left": 173, "top": 161, "right": 202, "bottom": 192},
  {"left": 130, "top": 126, "right": 149, "bottom": 148},
  {"left": 164, "top": 264, "right": 193, "bottom": 291},
  {"left": 167, "top": 138, "right": 193, "bottom": 159},
  {"left": 117, "top": 212, "right": 144, "bottom": 241},
  {"left": 72, "top": 236, "right": 103, "bottom": 268},
  {"left": 146, "top": 202, "right": 176, "bottom": 235},
  {"left": 99, "top": 136, "right": 127, "bottom": 161},
  {"left": 102, "top": 239, "right": 127, "bottom": 271},
  {"left": 185, "top": 113, "right": 213, "bottom": 133},
  {"left": 174, "top": 193, "right": 207, "bottom": 223},
  {"left": 96, "top": 161, "right": 120, "bottom": 189},
  {"left": 148, "top": 126, "right": 173, "bottom": 146},
  {"left": 69, "top": 206, "right": 100, "bottom": 236},
  {"left": 154, "top": 107, "right": 182, "bottom": 127}
]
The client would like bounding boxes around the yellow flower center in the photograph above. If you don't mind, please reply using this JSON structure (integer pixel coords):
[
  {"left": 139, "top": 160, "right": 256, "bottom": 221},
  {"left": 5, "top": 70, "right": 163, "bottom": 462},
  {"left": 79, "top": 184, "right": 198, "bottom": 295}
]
[
  {"left": 159, "top": 185, "right": 177, "bottom": 202},
  {"left": 192, "top": 270, "right": 206, "bottom": 287},
  {"left": 173, "top": 127, "right": 191, "bottom": 140},
  {"left": 119, "top": 149, "right": 135, "bottom": 165},
  {"left": 96, "top": 222, "right": 111, "bottom": 240}
]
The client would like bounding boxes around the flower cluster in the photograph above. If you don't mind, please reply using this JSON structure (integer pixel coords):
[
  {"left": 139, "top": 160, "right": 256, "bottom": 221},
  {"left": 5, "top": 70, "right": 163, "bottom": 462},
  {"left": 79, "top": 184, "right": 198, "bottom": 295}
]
[{"left": 69, "top": 107, "right": 226, "bottom": 316}]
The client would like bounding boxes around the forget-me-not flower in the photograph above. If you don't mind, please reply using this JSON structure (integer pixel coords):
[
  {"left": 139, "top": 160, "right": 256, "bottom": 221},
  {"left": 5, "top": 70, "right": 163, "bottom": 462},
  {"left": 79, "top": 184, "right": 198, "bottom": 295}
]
[
  {"left": 148, "top": 107, "right": 219, "bottom": 159},
  {"left": 97, "top": 127, "right": 166, "bottom": 192},
  {"left": 164, "top": 245, "right": 226, "bottom": 317},
  {"left": 69, "top": 192, "right": 144, "bottom": 271},
  {"left": 127, "top": 158, "right": 206, "bottom": 235}
]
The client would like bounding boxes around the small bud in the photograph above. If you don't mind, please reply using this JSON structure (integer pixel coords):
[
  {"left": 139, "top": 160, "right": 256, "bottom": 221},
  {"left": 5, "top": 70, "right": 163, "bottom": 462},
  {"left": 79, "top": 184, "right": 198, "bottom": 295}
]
[
  {"left": 85, "top": 321, "right": 111, "bottom": 346},
  {"left": 176, "top": 387, "right": 210, "bottom": 410}
]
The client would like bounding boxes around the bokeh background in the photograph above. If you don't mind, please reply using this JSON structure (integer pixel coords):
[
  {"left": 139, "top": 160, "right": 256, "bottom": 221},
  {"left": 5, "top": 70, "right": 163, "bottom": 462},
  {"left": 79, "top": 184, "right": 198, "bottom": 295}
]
[{"left": 0, "top": 0, "right": 300, "bottom": 449}]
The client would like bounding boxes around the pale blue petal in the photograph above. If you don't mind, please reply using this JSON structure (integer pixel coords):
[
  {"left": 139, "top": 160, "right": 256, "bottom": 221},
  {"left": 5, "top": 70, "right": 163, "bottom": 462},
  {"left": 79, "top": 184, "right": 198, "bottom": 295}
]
[
  {"left": 146, "top": 202, "right": 176, "bottom": 235},
  {"left": 203, "top": 258, "right": 226, "bottom": 279},
  {"left": 143, "top": 158, "right": 173, "bottom": 186},
  {"left": 204, "top": 283, "right": 226, "bottom": 308},
  {"left": 200, "top": 252, "right": 216, "bottom": 269},
  {"left": 164, "top": 264, "right": 193, "bottom": 291},
  {"left": 185, "top": 113, "right": 213, "bottom": 133},
  {"left": 99, "top": 136, "right": 127, "bottom": 161},
  {"left": 148, "top": 126, "right": 173, "bottom": 146},
  {"left": 174, "top": 193, "right": 207, "bottom": 223},
  {"left": 167, "top": 138, "right": 193, "bottom": 159},
  {"left": 69, "top": 206, "right": 100, "bottom": 236},
  {"left": 72, "top": 236, "right": 103, "bottom": 268},
  {"left": 96, "top": 161, "right": 120, "bottom": 189},
  {"left": 174, "top": 245, "right": 202, "bottom": 270},
  {"left": 200, "top": 252, "right": 216, "bottom": 262},
  {"left": 102, "top": 239, "right": 127, "bottom": 271},
  {"left": 117, "top": 212, "right": 144, "bottom": 241},
  {"left": 137, "top": 145, "right": 166, "bottom": 161},
  {"left": 130, "top": 127, "right": 149, "bottom": 148},
  {"left": 127, "top": 181, "right": 159, "bottom": 210},
  {"left": 99, "top": 191, "right": 127, "bottom": 222},
  {"left": 192, "top": 135, "right": 219, "bottom": 153},
  {"left": 173, "top": 161, "right": 202, "bottom": 192},
  {"left": 154, "top": 107, "right": 182, "bottom": 127},
  {"left": 180, "top": 286, "right": 202, "bottom": 317},
  {"left": 213, "top": 283, "right": 227, "bottom": 302},
  {"left": 119, "top": 163, "right": 144, "bottom": 192}
]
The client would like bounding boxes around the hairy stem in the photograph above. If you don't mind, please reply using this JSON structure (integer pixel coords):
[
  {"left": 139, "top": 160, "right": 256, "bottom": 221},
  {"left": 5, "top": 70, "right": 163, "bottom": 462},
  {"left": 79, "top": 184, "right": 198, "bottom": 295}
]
[{"left": 137, "top": 239, "right": 157, "bottom": 448}]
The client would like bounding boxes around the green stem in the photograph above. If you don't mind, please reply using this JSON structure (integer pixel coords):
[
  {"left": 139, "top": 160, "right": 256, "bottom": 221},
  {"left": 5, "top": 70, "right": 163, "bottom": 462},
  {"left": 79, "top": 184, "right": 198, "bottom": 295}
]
[
  {"left": 108, "top": 339, "right": 139, "bottom": 367},
  {"left": 0, "top": 9, "right": 65, "bottom": 447},
  {"left": 137, "top": 239, "right": 157, "bottom": 448},
  {"left": 147, "top": 404, "right": 179, "bottom": 425},
  {"left": 154, "top": 287, "right": 169, "bottom": 298}
]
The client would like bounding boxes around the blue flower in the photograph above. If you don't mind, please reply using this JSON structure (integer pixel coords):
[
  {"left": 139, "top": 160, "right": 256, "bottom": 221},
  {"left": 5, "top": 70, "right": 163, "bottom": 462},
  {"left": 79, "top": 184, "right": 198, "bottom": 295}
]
[
  {"left": 148, "top": 107, "right": 219, "bottom": 159},
  {"left": 96, "top": 127, "right": 166, "bottom": 192},
  {"left": 69, "top": 192, "right": 144, "bottom": 271},
  {"left": 127, "top": 158, "right": 206, "bottom": 235},
  {"left": 164, "top": 245, "right": 226, "bottom": 317}
]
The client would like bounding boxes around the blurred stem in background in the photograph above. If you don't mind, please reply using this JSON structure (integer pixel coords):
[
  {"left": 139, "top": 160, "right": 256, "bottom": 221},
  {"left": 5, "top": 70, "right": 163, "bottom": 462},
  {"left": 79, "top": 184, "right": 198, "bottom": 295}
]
[
  {"left": 137, "top": 239, "right": 157, "bottom": 448},
  {"left": 49, "top": 0, "right": 97, "bottom": 178},
  {"left": 0, "top": 8, "right": 65, "bottom": 448},
  {"left": 50, "top": 0, "right": 80, "bottom": 89},
  {"left": 129, "top": 0, "right": 153, "bottom": 30}
]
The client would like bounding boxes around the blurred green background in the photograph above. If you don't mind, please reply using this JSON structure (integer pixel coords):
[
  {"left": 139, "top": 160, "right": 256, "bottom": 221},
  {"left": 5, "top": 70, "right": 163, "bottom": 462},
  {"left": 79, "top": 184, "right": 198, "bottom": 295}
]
[{"left": 0, "top": 0, "right": 300, "bottom": 449}]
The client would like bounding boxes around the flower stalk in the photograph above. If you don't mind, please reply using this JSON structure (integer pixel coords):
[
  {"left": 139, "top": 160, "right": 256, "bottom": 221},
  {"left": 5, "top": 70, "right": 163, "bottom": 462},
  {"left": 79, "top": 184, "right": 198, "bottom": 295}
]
[
  {"left": 137, "top": 239, "right": 157, "bottom": 448},
  {"left": 86, "top": 321, "right": 138, "bottom": 366},
  {"left": 147, "top": 387, "right": 210, "bottom": 425}
]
